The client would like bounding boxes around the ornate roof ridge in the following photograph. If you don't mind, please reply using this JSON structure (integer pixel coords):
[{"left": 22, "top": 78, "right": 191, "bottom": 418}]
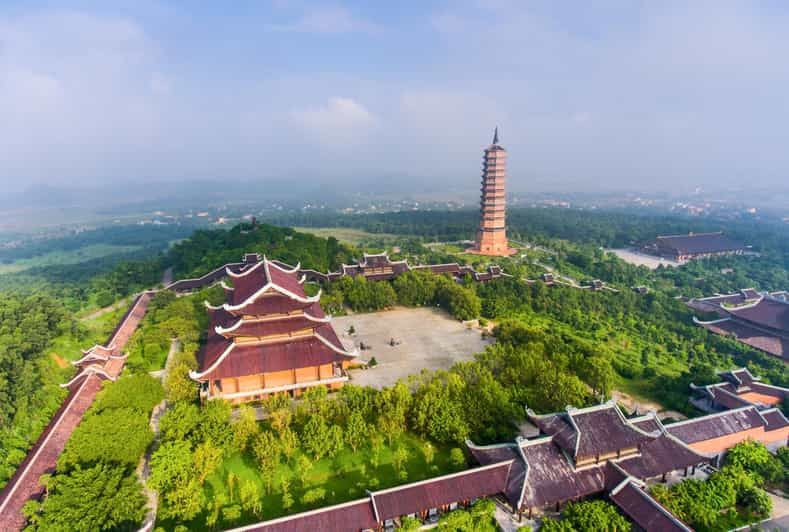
[
  {"left": 215, "top": 310, "right": 332, "bottom": 335},
  {"left": 692, "top": 316, "right": 731, "bottom": 325},
  {"left": 222, "top": 281, "right": 321, "bottom": 312},
  {"left": 220, "top": 280, "right": 234, "bottom": 291},
  {"left": 189, "top": 342, "right": 236, "bottom": 380},
  {"left": 267, "top": 259, "right": 301, "bottom": 274},
  {"left": 226, "top": 259, "right": 266, "bottom": 279}
]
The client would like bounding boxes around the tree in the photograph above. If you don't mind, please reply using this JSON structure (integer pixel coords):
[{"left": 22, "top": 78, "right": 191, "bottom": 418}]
[
  {"left": 253, "top": 431, "right": 281, "bottom": 494},
  {"left": 422, "top": 441, "right": 435, "bottom": 465},
  {"left": 194, "top": 441, "right": 224, "bottom": 485},
  {"left": 165, "top": 363, "right": 197, "bottom": 403},
  {"left": 58, "top": 407, "right": 154, "bottom": 470},
  {"left": 392, "top": 446, "right": 410, "bottom": 475},
  {"left": 159, "top": 401, "right": 201, "bottom": 443},
  {"left": 281, "top": 479, "right": 294, "bottom": 511},
  {"left": 279, "top": 426, "right": 299, "bottom": 463},
  {"left": 327, "top": 424, "right": 345, "bottom": 458},
  {"left": 302, "top": 414, "right": 331, "bottom": 460},
  {"left": 24, "top": 463, "right": 146, "bottom": 532},
  {"left": 739, "top": 486, "right": 772, "bottom": 517},
  {"left": 239, "top": 480, "right": 262, "bottom": 517},
  {"left": 301, "top": 487, "right": 327, "bottom": 505},
  {"left": 563, "top": 500, "right": 630, "bottom": 531},
  {"left": 345, "top": 411, "right": 368, "bottom": 452},
  {"left": 726, "top": 440, "right": 772, "bottom": 475},
  {"left": 296, "top": 454, "right": 314, "bottom": 487},
  {"left": 450, "top": 448, "right": 466, "bottom": 468},
  {"left": 376, "top": 383, "right": 411, "bottom": 445},
  {"left": 233, "top": 404, "right": 260, "bottom": 452},
  {"left": 149, "top": 441, "right": 194, "bottom": 494},
  {"left": 149, "top": 441, "right": 205, "bottom": 521}
]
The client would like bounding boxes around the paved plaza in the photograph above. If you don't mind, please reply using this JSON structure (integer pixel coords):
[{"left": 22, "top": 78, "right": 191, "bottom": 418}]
[{"left": 333, "top": 307, "right": 493, "bottom": 388}]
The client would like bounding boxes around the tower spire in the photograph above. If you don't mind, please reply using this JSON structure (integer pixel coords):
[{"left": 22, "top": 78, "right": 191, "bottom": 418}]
[{"left": 492, "top": 126, "right": 499, "bottom": 145}]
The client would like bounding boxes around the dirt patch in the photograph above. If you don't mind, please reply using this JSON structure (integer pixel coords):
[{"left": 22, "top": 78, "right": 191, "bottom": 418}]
[
  {"left": 50, "top": 353, "right": 69, "bottom": 369},
  {"left": 333, "top": 307, "right": 493, "bottom": 389},
  {"left": 612, "top": 390, "right": 687, "bottom": 421}
]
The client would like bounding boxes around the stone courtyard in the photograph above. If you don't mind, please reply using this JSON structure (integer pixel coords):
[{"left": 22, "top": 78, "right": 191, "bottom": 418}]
[{"left": 332, "top": 307, "right": 493, "bottom": 388}]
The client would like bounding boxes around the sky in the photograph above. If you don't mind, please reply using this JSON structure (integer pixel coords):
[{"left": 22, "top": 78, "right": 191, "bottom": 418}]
[{"left": 1, "top": 0, "right": 788, "bottom": 196}]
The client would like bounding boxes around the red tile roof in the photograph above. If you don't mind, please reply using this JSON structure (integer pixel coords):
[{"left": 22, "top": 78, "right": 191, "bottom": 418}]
[{"left": 195, "top": 336, "right": 349, "bottom": 380}]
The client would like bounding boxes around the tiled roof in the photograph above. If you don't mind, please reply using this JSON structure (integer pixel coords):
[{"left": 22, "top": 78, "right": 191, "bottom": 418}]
[
  {"left": 610, "top": 479, "right": 692, "bottom": 532},
  {"left": 518, "top": 438, "right": 605, "bottom": 508},
  {"left": 371, "top": 462, "right": 511, "bottom": 522},
  {"left": 699, "top": 319, "right": 789, "bottom": 360},
  {"left": 228, "top": 498, "right": 377, "bottom": 532},
  {"left": 628, "top": 414, "right": 662, "bottom": 434},
  {"left": 666, "top": 407, "right": 764, "bottom": 444},
  {"left": 655, "top": 232, "right": 745, "bottom": 255},
  {"left": 196, "top": 336, "right": 349, "bottom": 380},
  {"left": 729, "top": 298, "right": 789, "bottom": 333},
  {"left": 617, "top": 435, "right": 706, "bottom": 480},
  {"left": 762, "top": 409, "right": 789, "bottom": 431},
  {"left": 571, "top": 406, "right": 648, "bottom": 458}
]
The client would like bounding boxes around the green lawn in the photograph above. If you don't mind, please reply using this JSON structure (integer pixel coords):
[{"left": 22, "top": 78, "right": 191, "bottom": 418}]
[
  {"left": 161, "top": 433, "right": 463, "bottom": 531},
  {"left": 0, "top": 244, "right": 142, "bottom": 275},
  {"left": 49, "top": 305, "right": 128, "bottom": 363},
  {"left": 293, "top": 227, "right": 399, "bottom": 246}
]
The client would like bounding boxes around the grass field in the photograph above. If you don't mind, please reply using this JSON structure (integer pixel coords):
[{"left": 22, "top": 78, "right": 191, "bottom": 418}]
[
  {"left": 163, "top": 433, "right": 463, "bottom": 530},
  {"left": 0, "top": 244, "right": 142, "bottom": 275},
  {"left": 293, "top": 227, "right": 399, "bottom": 246},
  {"left": 49, "top": 305, "right": 128, "bottom": 363}
]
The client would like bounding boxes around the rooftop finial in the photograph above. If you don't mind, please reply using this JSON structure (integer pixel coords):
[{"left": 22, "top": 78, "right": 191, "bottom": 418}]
[{"left": 493, "top": 126, "right": 499, "bottom": 145}]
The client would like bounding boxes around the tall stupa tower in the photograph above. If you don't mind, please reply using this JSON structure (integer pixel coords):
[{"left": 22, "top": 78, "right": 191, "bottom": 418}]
[{"left": 470, "top": 127, "right": 515, "bottom": 256}]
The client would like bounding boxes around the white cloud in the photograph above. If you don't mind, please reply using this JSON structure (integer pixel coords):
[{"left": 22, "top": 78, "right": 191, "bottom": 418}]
[
  {"left": 291, "top": 97, "right": 376, "bottom": 146},
  {"left": 149, "top": 73, "right": 171, "bottom": 95},
  {"left": 268, "top": 6, "right": 379, "bottom": 34}
]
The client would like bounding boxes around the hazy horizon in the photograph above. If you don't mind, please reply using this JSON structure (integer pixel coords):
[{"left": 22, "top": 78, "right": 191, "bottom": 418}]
[{"left": 2, "top": 1, "right": 789, "bottom": 195}]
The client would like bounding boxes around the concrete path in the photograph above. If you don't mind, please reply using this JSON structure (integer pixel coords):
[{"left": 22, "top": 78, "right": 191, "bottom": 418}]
[
  {"left": 161, "top": 267, "right": 173, "bottom": 287},
  {"left": 79, "top": 297, "right": 128, "bottom": 322}
]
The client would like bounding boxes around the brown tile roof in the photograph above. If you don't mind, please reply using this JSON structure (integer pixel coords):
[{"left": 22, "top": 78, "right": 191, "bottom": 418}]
[
  {"left": 628, "top": 415, "right": 662, "bottom": 435},
  {"left": 195, "top": 336, "right": 349, "bottom": 380},
  {"left": 532, "top": 403, "right": 649, "bottom": 460},
  {"left": 666, "top": 407, "right": 765, "bottom": 444},
  {"left": 229, "top": 498, "right": 377, "bottom": 532},
  {"left": 655, "top": 232, "right": 745, "bottom": 255},
  {"left": 729, "top": 298, "right": 789, "bottom": 333},
  {"left": 617, "top": 436, "right": 706, "bottom": 480},
  {"left": 610, "top": 479, "right": 692, "bottom": 532},
  {"left": 371, "top": 462, "right": 511, "bottom": 522},
  {"left": 762, "top": 409, "right": 789, "bottom": 431},
  {"left": 571, "top": 406, "right": 649, "bottom": 458},
  {"left": 226, "top": 296, "right": 316, "bottom": 317},
  {"left": 699, "top": 319, "right": 789, "bottom": 360},
  {"left": 519, "top": 438, "right": 606, "bottom": 509},
  {"left": 217, "top": 315, "right": 326, "bottom": 338}
]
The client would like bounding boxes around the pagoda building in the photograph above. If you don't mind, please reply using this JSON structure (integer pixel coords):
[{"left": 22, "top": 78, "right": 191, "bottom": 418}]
[
  {"left": 469, "top": 127, "right": 515, "bottom": 256},
  {"left": 190, "top": 257, "right": 358, "bottom": 403}
]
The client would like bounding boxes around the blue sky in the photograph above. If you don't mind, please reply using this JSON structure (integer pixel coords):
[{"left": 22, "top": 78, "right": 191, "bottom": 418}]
[{"left": 1, "top": 0, "right": 788, "bottom": 194}]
